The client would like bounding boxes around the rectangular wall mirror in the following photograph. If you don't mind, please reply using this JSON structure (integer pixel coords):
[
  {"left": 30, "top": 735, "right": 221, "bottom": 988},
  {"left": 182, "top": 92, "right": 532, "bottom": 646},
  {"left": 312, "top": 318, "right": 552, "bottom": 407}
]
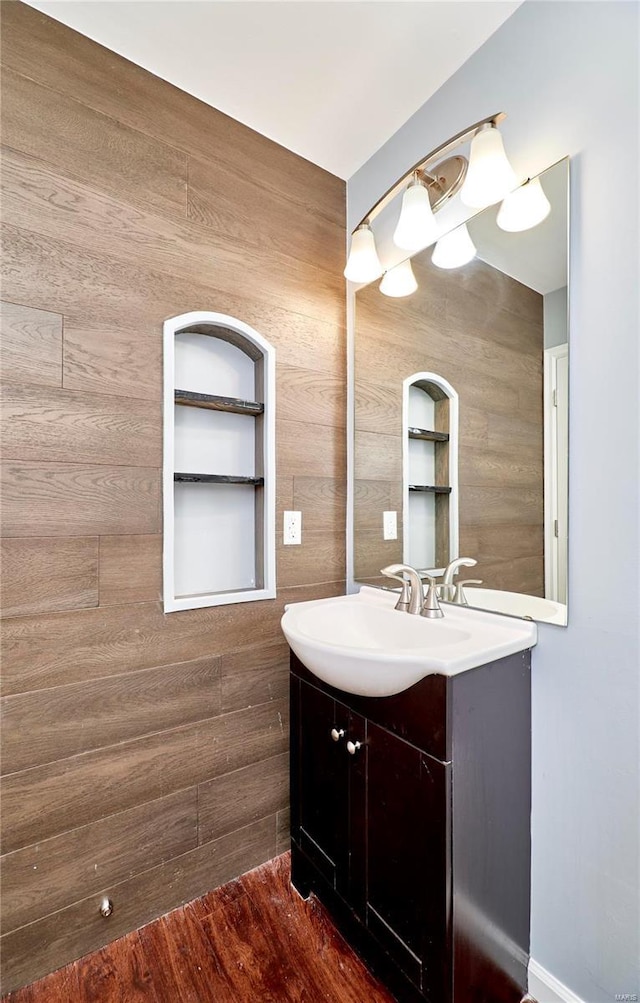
[{"left": 352, "top": 157, "right": 569, "bottom": 626}]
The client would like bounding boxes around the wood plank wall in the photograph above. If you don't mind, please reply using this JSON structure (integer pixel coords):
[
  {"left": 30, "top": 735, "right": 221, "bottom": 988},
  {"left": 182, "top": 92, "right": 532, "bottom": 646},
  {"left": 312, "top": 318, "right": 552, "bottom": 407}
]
[
  {"left": 354, "top": 251, "right": 544, "bottom": 595},
  {"left": 0, "top": 3, "right": 346, "bottom": 992}
]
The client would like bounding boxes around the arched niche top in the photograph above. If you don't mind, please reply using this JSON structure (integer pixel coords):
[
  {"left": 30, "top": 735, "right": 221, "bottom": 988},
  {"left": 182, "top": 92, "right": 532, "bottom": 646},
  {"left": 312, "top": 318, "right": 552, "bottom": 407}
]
[
  {"left": 166, "top": 311, "right": 273, "bottom": 363},
  {"left": 405, "top": 371, "right": 459, "bottom": 404}
]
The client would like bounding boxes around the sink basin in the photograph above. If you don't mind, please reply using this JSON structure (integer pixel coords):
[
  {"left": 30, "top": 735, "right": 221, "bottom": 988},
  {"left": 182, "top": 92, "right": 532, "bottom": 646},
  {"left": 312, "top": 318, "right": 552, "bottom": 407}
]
[{"left": 281, "top": 586, "right": 537, "bottom": 697}]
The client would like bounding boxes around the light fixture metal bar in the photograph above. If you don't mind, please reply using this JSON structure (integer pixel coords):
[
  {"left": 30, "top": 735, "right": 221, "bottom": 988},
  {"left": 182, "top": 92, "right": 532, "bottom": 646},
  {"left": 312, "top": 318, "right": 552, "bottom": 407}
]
[{"left": 354, "top": 111, "right": 506, "bottom": 231}]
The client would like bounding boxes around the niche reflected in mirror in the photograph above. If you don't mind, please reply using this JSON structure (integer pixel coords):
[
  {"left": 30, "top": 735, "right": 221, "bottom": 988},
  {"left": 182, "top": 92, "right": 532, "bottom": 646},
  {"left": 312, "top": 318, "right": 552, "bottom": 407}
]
[{"left": 353, "top": 158, "right": 568, "bottom": 625}]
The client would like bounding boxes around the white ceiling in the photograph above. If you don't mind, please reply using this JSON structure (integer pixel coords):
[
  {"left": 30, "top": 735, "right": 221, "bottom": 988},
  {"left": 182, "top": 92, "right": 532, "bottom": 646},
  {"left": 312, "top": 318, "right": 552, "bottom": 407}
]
[{"left": 24, "top": 0, "right": 522, "bottom": 179}]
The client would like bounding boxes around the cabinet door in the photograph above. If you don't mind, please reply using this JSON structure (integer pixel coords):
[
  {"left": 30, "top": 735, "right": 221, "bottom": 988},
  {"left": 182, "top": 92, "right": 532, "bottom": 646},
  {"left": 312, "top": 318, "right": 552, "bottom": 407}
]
[
  {"left": 366, "top": 721, "right": 451, "bottom": 1001},
  {"left": 294, "top": 679, "right": 350, "bottom": 892}
]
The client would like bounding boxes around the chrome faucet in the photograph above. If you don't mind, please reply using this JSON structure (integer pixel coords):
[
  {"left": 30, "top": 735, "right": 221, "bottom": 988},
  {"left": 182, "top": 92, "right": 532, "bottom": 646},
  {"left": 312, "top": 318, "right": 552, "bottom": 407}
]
[
  {"left": 380, "top": 564, "right": 424, "bottom": 614},
  {"left": 441, "top": 557, "right": 477, "bottom": 600},
  {"left": 380, "top": 564, "right": 444, "bottom": 618}
]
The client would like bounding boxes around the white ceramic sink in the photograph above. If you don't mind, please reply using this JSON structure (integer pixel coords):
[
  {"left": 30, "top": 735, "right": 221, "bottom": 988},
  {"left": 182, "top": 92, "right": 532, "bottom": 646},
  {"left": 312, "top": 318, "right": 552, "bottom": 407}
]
[{"left": 281, "top": 586, "right": 537, "bottom": 697}]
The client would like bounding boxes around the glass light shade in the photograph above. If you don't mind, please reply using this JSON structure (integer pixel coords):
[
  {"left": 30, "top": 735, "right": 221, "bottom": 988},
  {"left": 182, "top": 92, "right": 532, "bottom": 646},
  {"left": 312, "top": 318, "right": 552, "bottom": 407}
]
[
  {"left": 460, "top": 125, "right": 518, "bottom": 209},
  {"left": 344, "top": 224, "right": 383, "bottom": 283},
  {"left": 393, "top": 181, "right": 439, "bottom": 251},
  {"left": 496, "top": 177, "right": 551, "bottom": 232},
  {"left": 431, "top": 224, "right": 476, "bottom": 270},
  {"left": 379, "top": 259, "right": 418, "bottom": 298}
]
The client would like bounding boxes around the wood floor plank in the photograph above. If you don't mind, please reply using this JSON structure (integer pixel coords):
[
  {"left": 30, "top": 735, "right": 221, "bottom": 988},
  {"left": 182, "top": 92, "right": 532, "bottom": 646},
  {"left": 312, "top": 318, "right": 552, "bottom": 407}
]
[
  {"left": 76, "top": 933, "right": 158, "bottom": 1003},
  {"left": 239, "top": 855, "right": 398, "bottom": 1002},
  {"left": 1, "top": 852, "right": 397, "bottom": 1003},
  {"left": 140, "top": 909, "right": 236, "bottom": 1003},
  {"left": 0, "top": 300, "right": 62, "bottom": 388},
  {"left": 195, "top": 886, "right": 300, "bottom": 1002},
  {"left": 2, "top": 964, "right": 80, "bottom": 1003},
  {"left": 0, "top": 818, "right": 276, "bottom": 994}
]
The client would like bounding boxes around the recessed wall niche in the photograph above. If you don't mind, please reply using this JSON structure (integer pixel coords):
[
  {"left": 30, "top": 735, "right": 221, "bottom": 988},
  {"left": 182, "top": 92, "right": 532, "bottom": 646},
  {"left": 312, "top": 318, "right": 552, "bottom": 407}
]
[
  {"left": 403, "top": 372, "right": 458, "bottom": 571},
  {"left": 163, "top": 312, "right": 276, "bottom": 612}
]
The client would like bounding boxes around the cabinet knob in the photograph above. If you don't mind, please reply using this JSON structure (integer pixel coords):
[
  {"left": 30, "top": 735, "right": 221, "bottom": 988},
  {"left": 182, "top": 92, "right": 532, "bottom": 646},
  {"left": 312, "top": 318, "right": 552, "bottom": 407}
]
[
  {"left": 347, "top": 740, "right": 362, "bottom": 756},
  {"left": 330, "top": 728, "right": 345, "bottom": 742}
]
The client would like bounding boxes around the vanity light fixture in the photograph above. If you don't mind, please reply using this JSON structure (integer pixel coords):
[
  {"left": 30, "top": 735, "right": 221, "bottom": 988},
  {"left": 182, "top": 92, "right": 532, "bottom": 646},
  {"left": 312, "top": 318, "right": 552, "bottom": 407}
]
[
  {"left": 343, "top": 222, "right": 383, "bottom": 283},
  {"left": 496, "top": 176, "right": 551, "bottom": 232},
  {"left": 344, "top": 112, "right": 507, "bottom": 280},
  {"left": 379, "top": 258, "right": 418, "bottom": 298},
  {"left": 431, "top": 224, "right": 477, "bottom": 270},
  {"left": 393, "top": 175, "right": 439, "bottom": 251},
  {"left": 459, "top": 122, "right": 518, "bottom": 209}
]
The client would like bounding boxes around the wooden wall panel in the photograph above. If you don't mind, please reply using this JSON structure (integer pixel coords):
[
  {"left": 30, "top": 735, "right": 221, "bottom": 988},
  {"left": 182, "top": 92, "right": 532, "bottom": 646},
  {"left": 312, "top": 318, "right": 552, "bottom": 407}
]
[
  {"left": 0, "top": 817, "right": 276, "bottom": 993},
  {"left": 0, "top": 583, "right": 343, "bottom": 697},
  {"left": 0, "top": 3, "right": 345, "bottom": 992},
  {"left": 198, "top": 752, "right": 289, "bottom": 843},
  {"left": 0, "top": 537, "right": 98, "bottom": 617},
  {"left": 1, "top": 700, "right": 289, "bottom": 854},
  {"left": 0, "top": 383, "right": 161, "bottom": 467},
  {"left": 98, "top": 535, "right": 162, "bottom": 605},
  {"left": 0, "top": 69, "right": 187, "bottom": 219},
  {"left": 0, "top": 301, "right": 62, "bottom": 387},
  {"left": 0, "top": 461, "right": 161, "bottom": 538},
  {"left": 220, "top": 639, "right": 290, "bottom": 714},
  {"left": 0, "top": 789, "right": 198, "bottom": 935},
  {"left": 354, "top": 253, "right": 543, "bottom": 596},
  {"left": 0, "top": 658, "right": 223, "bottom": 774}
]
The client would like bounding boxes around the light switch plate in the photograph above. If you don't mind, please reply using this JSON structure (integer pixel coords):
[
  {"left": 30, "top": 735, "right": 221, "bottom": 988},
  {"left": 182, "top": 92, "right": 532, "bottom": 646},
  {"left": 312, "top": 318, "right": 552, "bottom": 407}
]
[
  {"left": 284, "top": 511, "right": 302, "bottom": 545},
  {"left": 383, "top": 511, "right": 397, "bottom": 541}
]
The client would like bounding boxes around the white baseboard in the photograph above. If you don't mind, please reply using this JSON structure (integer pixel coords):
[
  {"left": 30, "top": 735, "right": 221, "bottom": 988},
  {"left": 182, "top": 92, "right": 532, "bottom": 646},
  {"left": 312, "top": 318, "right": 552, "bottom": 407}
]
[{"left": 529, "top": 959, "right": 586, "bottom": 1003}]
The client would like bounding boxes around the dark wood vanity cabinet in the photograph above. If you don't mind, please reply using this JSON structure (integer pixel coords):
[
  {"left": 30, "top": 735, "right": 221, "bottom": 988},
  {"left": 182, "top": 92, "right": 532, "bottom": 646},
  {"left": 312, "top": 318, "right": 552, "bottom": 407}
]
[{"left": 289, "top": 649, "right": 532, "bottom": 1003}]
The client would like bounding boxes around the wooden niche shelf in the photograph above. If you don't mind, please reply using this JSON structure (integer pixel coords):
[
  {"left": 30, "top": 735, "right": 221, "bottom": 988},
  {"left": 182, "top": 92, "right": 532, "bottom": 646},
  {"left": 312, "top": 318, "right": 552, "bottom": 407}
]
[{"left": 163, "top": 312, "right": 276, "bottom": 612}]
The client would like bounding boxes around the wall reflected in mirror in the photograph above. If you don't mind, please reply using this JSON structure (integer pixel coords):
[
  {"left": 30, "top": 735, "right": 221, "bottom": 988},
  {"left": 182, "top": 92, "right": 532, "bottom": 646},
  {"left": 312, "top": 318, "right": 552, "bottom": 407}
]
[{"left": 353, "top": 158, "right": 568, "bottom": 626}]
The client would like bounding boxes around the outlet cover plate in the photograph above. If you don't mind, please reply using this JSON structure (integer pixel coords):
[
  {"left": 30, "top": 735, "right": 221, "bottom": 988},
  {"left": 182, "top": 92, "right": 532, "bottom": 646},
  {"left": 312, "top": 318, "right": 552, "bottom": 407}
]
[
  {"left": 284, "top": 510, "right": 302, "bottom": 545},
  {"left": 383, "top": 511, "right": 397, "bottom": 541}
]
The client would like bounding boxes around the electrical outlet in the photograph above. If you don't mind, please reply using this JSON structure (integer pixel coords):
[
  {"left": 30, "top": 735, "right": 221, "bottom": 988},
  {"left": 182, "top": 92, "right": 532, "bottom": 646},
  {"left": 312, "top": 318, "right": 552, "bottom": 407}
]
[
  {"left": 383, "top": 511, "right": 397, "bottom": 541},
  {"left": 283, "top": 511, "right": 302, "bottom": 545}
]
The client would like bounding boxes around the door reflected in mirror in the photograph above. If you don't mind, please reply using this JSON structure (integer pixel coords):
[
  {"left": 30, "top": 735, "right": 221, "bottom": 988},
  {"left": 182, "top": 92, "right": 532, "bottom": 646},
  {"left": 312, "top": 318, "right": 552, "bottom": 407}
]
[{"left": 353, "top": 158, "right": 569, "bottom": 626}]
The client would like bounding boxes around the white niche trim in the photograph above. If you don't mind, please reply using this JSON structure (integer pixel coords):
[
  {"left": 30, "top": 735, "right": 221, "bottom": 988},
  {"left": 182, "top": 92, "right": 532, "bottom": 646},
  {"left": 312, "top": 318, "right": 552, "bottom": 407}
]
[
  {"left": 163, "top": 311, "right": 276, "bottom": 612},
  {"left": 402, "top": 371, "right": 459, "bottom": 570}
]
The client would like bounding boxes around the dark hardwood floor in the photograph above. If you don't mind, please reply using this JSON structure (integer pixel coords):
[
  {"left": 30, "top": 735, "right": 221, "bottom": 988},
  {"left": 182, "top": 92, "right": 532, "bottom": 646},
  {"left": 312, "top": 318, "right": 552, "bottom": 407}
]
[{"left": 2, "top": 852, "right": 397, "bottom": 1002}]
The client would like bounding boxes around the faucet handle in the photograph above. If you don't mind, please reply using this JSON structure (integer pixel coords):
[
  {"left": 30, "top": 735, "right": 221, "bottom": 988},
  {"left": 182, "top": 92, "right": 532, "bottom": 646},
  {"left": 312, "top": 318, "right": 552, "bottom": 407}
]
[
  {"left": 380, "top": 564, "right": 412, "bottom": 612},
  {"left": 421, "top": 578, "right": 445, "bottom": 619},
  {"left": 453, "top": 579, "right": 483, "bottom": 605}
]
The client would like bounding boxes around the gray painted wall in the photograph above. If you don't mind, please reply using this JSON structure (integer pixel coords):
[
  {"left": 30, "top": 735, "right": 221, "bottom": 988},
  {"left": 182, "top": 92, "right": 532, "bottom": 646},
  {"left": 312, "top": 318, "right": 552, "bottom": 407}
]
[
  {"left": 544, "top": 286, "right": 568, "bottom": 349},
  {"left": 348, "top": 3, "right": 639, "bottom": 999}
]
